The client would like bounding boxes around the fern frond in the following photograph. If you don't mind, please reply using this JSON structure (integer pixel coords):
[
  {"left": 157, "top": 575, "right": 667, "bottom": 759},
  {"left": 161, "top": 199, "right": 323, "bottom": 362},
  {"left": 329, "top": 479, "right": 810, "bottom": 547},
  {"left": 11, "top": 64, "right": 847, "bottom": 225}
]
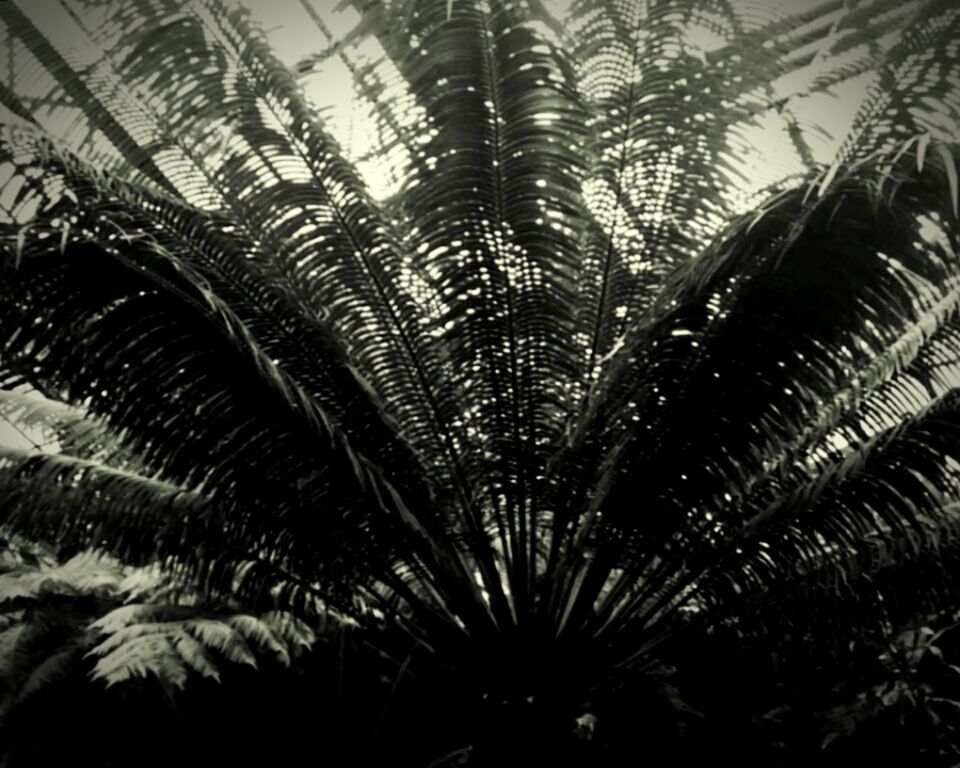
[
  {"left": 89, "top": 633, "right": 189, "bottom": 689},
  {"left": 545, "top": 139, "right": 960, "bottom": 647},
  {"left": 181, "top": 619, "right": 258, "bottom": 668},
  {"left": 224, "top": 615, "right": 290, "bottom": 666},
  {"left": 2, "top": 1, "right": 960, "bottom": 759},
  {"left": 14, "top": 643, "right": 83, "bottom": 703},
  {"left": 0, "top": 3, "right": 178, "bottom": 192},
  {"left": 261, "top": 610, "right": 317, "bottom": 651}
]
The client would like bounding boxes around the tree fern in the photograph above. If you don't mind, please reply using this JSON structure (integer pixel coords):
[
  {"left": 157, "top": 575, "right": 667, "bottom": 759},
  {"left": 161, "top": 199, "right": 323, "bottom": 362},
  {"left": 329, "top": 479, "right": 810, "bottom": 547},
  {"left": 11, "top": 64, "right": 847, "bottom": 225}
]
[{"left": 0, "top": 0, "right": 959, "bottom": 763}]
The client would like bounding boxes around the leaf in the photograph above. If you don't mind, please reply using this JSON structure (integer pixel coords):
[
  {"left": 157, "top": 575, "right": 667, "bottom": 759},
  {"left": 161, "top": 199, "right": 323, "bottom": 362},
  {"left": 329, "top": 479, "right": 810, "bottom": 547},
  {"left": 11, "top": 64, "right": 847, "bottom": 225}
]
[
  {"left": 225, "top": 614, "right": 290, "bottom": 666},
  {"left": 817, "top": 160, "right": 842, "bottom": 199},
  {"left": 90, "top": 634, "right": 189, "bottom": 689},
  {"left": 183, "top": 618, "right": 258, "bottom": 669},
  {"left": 917, "top": 132, "right": 932, "bottom": 172},
  {"left": 14, "top": 225, "right": 30, "bottom": 268},
  {"left": 15, "top": 645, "right": 82, "bottom": 703},
  {"left": 170, "top": 631, "right": 221, "bottom": 682},
  {"left": 821, "top": 730, "right": 842, "bottom": 750},
  {"left": 261, "top": 610, "right": 317, "bottom": 650},
  {"left": 936, "top": 142, "right": 959, "bottom": 217},
  {"left": 89, "top": 604, "right": 164, "bottom": 636}
]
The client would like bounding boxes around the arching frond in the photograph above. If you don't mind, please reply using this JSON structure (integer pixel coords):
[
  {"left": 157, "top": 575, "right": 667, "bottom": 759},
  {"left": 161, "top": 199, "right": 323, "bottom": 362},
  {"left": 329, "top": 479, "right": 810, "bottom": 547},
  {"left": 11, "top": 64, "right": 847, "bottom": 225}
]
[
  {"left": 545, "top": 138, "right": 959, "bottom": 651},
  {"left": 1, "top": 0, "right": 959, "bottom": 760},
  {"left": 0, "top": 2, "right": 178, "bottom": 192}
]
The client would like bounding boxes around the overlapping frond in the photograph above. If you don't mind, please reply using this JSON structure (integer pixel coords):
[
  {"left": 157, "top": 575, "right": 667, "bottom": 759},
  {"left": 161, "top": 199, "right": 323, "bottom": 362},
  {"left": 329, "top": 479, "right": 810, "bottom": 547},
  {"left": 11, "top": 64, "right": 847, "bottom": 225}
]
[
  {"left": 838, "top": 0, "right": 960, "bottom": 161},
  {"left": 0, "top": 2, "right": 178, "bottom": 192},
  {"left": 1, "top": 127, "right": 435, "bottom": 508},
  {"left": 692, "top": 391, "right": 960, "bottom": 683},
  {"left": 0, "top": 388, "right": 136, "bottom": 465},
  {"left": 0, "top": 447, "right": 232, "bottom": 590},
  {"left": 1, "top": 0, "right": 960, "bottom": 752},
  {"left": 0, "top": 145, "right": 445, "bottom": 619},
  {"left": 4, "top": 0, "right": 476, "bottom": 534},
  {"left": 363, "top": 0, "right": 594, "bottom": 617},
  {"left": 0, "top": 540, "right": 319, "bottom": 733},
  {"left": 566, "top": 0, "right": 854, "bottom": 382},
  {"left": 548, "top": 141, "right": 960, "bottom": 661},
  {"left": 559, "top": 0, "right": 952, "bottom": 428}
]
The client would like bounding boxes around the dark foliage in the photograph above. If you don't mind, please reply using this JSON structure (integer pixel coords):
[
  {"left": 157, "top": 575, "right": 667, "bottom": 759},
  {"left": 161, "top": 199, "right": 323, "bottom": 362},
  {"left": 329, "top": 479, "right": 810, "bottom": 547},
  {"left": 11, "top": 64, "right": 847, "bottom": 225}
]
[{"left": 0, "top": 0, "right": 958, "bottom": 764}]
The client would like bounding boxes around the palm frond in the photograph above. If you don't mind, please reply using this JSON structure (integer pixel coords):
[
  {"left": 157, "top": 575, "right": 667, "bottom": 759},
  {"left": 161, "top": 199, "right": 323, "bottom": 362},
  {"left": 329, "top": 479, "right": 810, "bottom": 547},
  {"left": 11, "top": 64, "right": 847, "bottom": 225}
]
[
  {"left": 0, "top": 125, "right": 437, "bottom": 512},
  {"left": 0, "top": 3, "right": 178, "bottom": 193},
  {"left": 569, "top": 0, "right": 817, "bottom": 376},
  {"left": 0, "top": 198, "right": 429, "bottom": 618},
  {"left": 565, "top": 0, "right": 950, "bottom": 395},
  {"left": 14, "top": 0, "right": 475, "bottom": 539},
  {"left": 1, "top": 0, "right": 960, "bottom": 759},
  {"left": 694, "top": 391, "right": 960, "bottom": 668},
  {"left": 545, "top": 138, "right": 959, "bottom": 651},
  {"left": 0, "top": 447, "right": 208, "bottom": 565},
  {"left": 367, "top": 0, "right": 595, "bottom": 616},
  {"left": 838, "top": 0, "right": 960, "bottom": 161},
  {"left": 0, "top": 388, "right": 134, "bottom": 466}
]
